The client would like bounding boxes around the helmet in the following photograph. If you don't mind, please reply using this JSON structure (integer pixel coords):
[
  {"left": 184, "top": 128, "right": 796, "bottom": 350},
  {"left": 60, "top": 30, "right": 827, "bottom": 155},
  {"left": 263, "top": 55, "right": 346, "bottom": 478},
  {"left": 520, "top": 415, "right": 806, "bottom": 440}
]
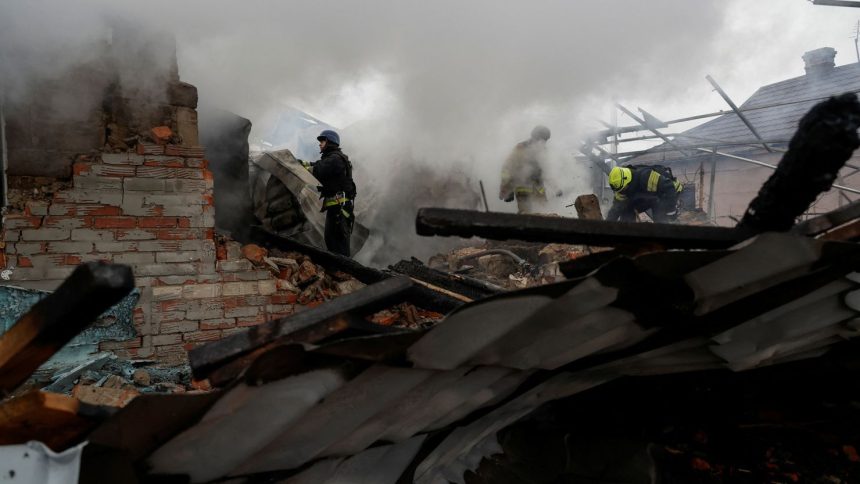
[
  {"left": 317, "top": 129, "right": 340, "bottom": 146},
  {"left": 530, "top": 125, "right": 551, "bottom": 141},
  {"left": 609, "top": 166, "right": 632, "bottom": 191}
]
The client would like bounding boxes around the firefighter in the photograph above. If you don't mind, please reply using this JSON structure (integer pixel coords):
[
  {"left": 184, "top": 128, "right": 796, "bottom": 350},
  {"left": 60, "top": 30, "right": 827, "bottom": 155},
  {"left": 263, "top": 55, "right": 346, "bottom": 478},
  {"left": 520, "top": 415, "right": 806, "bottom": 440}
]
[
  {"left": 499, "top": 125, "right": 551, "bottom": 214},
  {"left": 606, "top": 165, "right": 683, "bottom": 223},
  {"left": 307, "top": 130, "right": 357, "bottom": 257}
]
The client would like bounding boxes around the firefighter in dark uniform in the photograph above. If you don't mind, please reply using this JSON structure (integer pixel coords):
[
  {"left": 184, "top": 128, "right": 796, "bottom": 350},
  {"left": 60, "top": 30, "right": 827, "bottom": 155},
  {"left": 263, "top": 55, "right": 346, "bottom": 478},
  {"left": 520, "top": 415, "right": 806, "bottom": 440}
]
[
  {"left": 606, "top": 165, "right": 683, "bottom": 223},
  {"left": 309, "top": 130, "right": 356, "bottom": 257},
  {"left": 499, "top": 125, "right": 551, "bottom": 214}
]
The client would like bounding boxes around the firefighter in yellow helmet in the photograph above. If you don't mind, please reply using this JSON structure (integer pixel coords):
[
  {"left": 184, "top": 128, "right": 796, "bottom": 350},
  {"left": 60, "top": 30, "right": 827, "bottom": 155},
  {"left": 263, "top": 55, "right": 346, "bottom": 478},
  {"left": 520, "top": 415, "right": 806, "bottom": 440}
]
[
  {"left": 606, "top": 165, "right": 683, "bottom": 223},
  {"left": 499, "top": 125, "right": 550, "bottom": 214}
]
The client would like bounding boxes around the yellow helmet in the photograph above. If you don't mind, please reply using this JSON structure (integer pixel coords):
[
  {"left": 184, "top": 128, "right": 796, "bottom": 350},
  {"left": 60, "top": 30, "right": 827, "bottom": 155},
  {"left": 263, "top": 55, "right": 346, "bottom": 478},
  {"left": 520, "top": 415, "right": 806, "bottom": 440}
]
[{"left": 609, "top": 166, "right": 632, "bottom": 191}]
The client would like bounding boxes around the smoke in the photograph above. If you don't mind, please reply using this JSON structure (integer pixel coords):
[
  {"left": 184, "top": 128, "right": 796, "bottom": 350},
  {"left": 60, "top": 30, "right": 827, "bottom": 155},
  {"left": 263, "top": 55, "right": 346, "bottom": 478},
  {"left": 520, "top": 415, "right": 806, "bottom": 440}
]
[{"left": 0, "top": 0, "right": 851, "bottom": 265}]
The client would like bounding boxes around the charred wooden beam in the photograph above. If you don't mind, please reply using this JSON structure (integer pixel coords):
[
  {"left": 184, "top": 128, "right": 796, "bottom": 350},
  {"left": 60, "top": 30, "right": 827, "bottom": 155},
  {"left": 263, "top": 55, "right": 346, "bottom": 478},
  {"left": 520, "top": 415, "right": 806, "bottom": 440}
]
[
  {"left": 0, "top": 262, "right": 134, "bottom": 395},
  {"left": 390, "top": 258, "right": 503, "bottom": 301},
  {"left": 416, "top": 208, "right": 751, "bottom": 249},
  {"left": 189, "top": 276, "right": 414, "bottom": 379},
  {"left": 739, "top": 93, "right": 860, "bottom": 232},
  {"left": 246, "top": 225, "right": 462, "bottom": 313}
]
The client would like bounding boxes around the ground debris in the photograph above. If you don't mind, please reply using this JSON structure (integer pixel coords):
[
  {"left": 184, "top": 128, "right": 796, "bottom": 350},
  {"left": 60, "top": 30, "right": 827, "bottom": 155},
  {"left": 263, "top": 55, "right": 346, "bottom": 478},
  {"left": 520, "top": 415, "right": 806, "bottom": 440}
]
[
  {"left": 428, "top": 240, "right": 589, "bottom": 289},
  {"left": 368, "top": 302, "right": 443, "bottom": 329}
]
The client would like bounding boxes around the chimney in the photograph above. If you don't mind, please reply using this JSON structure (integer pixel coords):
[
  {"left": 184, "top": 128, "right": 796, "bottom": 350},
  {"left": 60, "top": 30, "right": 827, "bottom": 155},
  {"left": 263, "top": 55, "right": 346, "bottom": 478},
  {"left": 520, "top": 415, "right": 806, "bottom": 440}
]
[{"left": 802, "top": 47, "right": 837, "bottom": 77}]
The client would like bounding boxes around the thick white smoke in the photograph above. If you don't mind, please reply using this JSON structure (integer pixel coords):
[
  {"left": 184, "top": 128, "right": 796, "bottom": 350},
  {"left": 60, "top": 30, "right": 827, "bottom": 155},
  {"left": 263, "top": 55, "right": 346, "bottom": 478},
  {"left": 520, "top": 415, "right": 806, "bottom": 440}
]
[{"left": 0, "top": 0, "right": 853, "bottom": 265}]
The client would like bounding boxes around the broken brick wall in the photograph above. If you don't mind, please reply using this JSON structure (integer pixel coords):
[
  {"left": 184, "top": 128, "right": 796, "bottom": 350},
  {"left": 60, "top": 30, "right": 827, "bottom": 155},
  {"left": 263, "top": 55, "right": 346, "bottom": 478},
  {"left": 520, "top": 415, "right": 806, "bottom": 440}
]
[{"left": 0, "top": 34, "right": 299, "bottom": 366}]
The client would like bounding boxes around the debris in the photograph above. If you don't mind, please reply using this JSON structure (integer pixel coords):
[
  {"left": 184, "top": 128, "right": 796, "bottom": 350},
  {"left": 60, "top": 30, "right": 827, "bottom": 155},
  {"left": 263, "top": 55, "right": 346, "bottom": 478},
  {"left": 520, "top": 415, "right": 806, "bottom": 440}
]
[
  {"left": 72, "top": 384, "right": 139, "bottom": 408},
  {"left": 132, "top": 369, "right": 151, "bottom": 387},
  {"left": 0, "top": 262, "right": 135, "bottom": 396},
  {"left": 150, "top": 126, "right": 173, "bottom": 145},
  {"left": 241, "top": 244, "right": 268, "bottom": 264},
  {"left": 367, "top": 303, "right": 443, "bottom": 329}
]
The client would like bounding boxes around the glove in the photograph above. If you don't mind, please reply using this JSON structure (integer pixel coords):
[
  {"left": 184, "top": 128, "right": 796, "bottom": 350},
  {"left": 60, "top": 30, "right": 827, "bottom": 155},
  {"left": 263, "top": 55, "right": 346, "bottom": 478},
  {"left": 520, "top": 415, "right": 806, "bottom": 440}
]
[
  {"left": 503, "top": 192, "right": 515, "bottom": 203},
  {"left": 299, "top": 159, "right": 312, "bottom": 171}
]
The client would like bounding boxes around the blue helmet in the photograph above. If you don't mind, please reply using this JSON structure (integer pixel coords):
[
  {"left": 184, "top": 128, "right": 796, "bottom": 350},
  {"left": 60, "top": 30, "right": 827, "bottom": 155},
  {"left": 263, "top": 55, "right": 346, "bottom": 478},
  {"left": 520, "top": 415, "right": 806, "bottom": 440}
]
[{"left": 317, "top": 129, "right": 340, "bottom": 146}]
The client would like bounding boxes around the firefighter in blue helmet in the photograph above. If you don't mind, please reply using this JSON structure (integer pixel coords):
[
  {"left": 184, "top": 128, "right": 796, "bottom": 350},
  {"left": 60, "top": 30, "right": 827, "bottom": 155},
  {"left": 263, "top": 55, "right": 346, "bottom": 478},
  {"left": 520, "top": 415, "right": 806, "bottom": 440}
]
[
  {"left": 499, "top": 125, "right": 551, "bottom": 214},
  {"left": 606, "top": 165, "right": 683, "bottom": 223},
  {"left": 306, "top": 130, "right": 357, "bottom": 257}
]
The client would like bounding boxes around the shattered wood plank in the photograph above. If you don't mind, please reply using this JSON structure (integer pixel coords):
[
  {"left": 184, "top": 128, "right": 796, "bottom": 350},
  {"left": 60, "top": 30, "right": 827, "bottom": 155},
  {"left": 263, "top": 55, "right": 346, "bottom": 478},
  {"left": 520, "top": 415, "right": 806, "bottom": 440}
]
[
  {"left": 0, "top": 262, "right": 135, "bottom": 395},
  {"left": 793, "top": 198, "right": 860, "bottom": 236},
  {"left": 188, "top": 276, "right": 414, "bottom": 379},
  {"left": 416, "top": 208, "right": 750, "bottom": 249},
  {"left": 86, "top": 392, "right": 222, "bottom": 462},
  {"left": 739, "top": 93, "right": 860, "bottom": 232},
  {"left": 819, "top": 217, "right": 860, "bottom": 241},
  {"left": 0, "top": 390, "right": 103, "bottom": 451}
]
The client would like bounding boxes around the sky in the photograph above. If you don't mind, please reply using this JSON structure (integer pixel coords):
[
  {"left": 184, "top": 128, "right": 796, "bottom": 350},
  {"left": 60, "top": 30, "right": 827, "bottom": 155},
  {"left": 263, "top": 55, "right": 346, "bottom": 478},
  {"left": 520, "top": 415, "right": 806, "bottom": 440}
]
[{"left": 0, "top": 0, "right": 857, "bottom": 263}]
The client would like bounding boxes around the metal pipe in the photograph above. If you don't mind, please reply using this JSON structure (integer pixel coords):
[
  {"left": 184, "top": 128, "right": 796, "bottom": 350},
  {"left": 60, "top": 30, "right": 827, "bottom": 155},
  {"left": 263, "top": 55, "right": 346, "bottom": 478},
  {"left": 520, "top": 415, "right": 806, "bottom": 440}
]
[
  {"left": 0, "top": 95, "right": 6, "bottom": 211},
  {"left": 589, "top": 90, "right": 860, "bottom": 142},
  {"left": 697, "top": 148, "right": 860, "bottom": 195},
  {"left": 706, "top": 75, "right": 773, "bottom": 152},
  {"left": 812, "top": 0, "right": 860, "bottom": 6},
  {"left": 616, "top": 103, "right": 694, "bottom": 157},
  {"left": 478, "top": 180, "right": 489, "bottom": 212},
  {"left": 456, "top": 249, "right": 528, "bottom": 268}
]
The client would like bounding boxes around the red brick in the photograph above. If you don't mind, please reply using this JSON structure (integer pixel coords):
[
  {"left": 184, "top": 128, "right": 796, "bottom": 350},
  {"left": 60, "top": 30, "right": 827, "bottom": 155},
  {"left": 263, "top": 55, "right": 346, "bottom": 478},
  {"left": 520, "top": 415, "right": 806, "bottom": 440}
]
[
  {"left": 17, "top": 256, "right": 32, "bottom": 268},
  {"left": 64, "top": 255, "right": 82, "bottom": 265},
  {"left": 73, "top": 162, "right": 92, "bottom": 176},
  {"left": 177, "top": 218, "right": 192, "bottom": 228},
  {"left": 199, "top": 319, "right": 236, "bottom": 330},
  {"left": 99, "top": 337, "right": 143, "bottom": 350},
  {"left": 157, "top": 229, "right": 201, "bottom": 240},
  {"left": 237, "top": 314, "right": 267, "bottom": 327},
  {"left": 0, "top": 253, "right": 6, "bottom": 269},
  {"left": 44, "top": 216, "right": 92, "bottom": 228},
  {"left": 270, "top": 293, "right": 299, "bottom": 305},
  {"left": 4, "top": 216, "right": 42, "bottom": 230},
  {"left": 144, "top": 158, "right": 184, "bottom": 168},
  {"left": 165, "top": 145, "right": 205, "bottom": 157},
  {"left": 202, "top": 169, "right": 214, "bottom": 181},
  {"left": 137, "top": 143, "right": 165, "bottom": 155},
  {"left": 139, "top": 217, "right": 178, "bottom": 228},
  {"left": 183, "top": 330, "right": 221, "bottom": 342},
  {"left": 77, "top": 205, "right": 123, "bottom": 216},
  {"left": 159, "top": 300, "right": 184, "bottom": 312},
  {"left": 94, "top": 217, "right": 137, "bottom": 229},
  {"left": 151, "top": 126, "right": 173, "bottom": 145},
  {"left": 203, "top": 194, "right": 214, "bottom": 207}
]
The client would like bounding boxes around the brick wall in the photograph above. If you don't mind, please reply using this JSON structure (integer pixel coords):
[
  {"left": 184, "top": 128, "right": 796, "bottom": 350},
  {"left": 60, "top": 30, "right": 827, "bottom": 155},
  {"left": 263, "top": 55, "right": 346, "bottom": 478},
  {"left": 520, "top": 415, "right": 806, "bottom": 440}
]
[{"left": 0, "top": 145, "right": 297, "bottom": 365}]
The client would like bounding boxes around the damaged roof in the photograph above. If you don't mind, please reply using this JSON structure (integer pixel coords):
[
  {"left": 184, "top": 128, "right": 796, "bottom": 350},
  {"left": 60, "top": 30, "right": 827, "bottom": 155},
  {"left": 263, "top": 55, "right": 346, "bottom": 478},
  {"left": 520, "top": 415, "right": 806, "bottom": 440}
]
[{"left": 631, "top": 61, "right": 860, "bottom": 164}]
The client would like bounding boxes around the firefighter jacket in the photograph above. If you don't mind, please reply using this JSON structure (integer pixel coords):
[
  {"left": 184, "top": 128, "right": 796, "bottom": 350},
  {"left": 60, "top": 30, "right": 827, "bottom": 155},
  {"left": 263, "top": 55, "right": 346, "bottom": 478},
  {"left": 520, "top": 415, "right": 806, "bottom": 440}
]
[
  {"left": 607, "top": 166, "right": 682, "bottom": 222},
  {"left": 312, "top": 145, "right": 357, "bottom": 211},
  {"left": 499, "top": 140, "right": 547, "bottom": 199}
]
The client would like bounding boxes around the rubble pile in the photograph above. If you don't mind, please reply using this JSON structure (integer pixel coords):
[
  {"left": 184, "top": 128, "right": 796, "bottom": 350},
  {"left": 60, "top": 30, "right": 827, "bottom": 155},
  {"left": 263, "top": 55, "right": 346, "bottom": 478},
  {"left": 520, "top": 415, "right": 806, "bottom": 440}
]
[
  {"left": 427, "top": 241, "right": 591, "bottom": 289},
  {"left": 368, "top": 303, "right": 444, "bottom": 329}
]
